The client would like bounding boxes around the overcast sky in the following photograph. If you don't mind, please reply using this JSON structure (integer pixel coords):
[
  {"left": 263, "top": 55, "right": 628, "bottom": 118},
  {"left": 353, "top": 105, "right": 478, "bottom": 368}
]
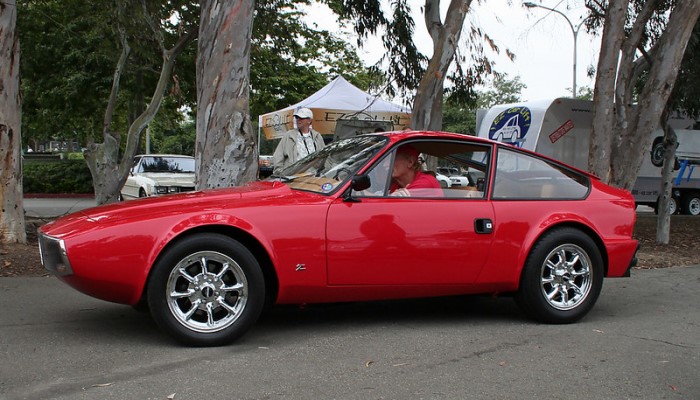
[{"left": 311, "top": 0, "right": 600, "bottom": 102}]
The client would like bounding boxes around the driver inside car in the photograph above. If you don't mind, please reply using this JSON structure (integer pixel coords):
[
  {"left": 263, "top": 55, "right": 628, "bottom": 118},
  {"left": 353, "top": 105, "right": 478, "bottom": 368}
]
[{"left": 389, "top": 145, "right": 442, "bottom": 197}]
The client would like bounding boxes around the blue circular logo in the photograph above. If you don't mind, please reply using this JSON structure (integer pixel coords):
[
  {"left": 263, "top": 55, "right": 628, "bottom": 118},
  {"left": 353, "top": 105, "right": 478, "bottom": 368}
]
[{"left": 488, "top": 107, "right": 531, "bottom": 147}]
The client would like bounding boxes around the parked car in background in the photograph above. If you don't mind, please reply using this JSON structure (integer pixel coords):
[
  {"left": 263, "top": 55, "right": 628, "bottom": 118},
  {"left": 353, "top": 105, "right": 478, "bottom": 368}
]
[
  {"left": 120, "top": 154, "right": 195, "bottom": 200},
  {"left": 437, "top": 166, "right": 471, "bottom": 187},
  {"left": 434, "top": 172, "right": 451, "bottom": 188},
  {"left": 40, "top": 131, "right": 638, "bottom": 346}
]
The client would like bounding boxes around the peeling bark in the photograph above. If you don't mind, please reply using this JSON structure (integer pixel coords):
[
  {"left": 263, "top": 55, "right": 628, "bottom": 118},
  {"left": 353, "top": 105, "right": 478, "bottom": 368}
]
[
  {"left": 591, "top": 0, "right": 700, "bottom": 192},
  {"left": 195, "top": 0, "right": 258, "bottom": 189},
  {"left": 0, "top": 1, "right": 26, "bottom": 244},
  {"left": 411, "top": 0, "right": 472, "bottom": 131},
  {"left": 656, "top": 106, "right": 675, "bottom": 245}
]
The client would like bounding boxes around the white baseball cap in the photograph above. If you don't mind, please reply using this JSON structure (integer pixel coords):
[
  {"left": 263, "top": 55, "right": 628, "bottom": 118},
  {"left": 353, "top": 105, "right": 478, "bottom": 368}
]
[{"left": 293, "top": 107, "right": 313, "bottom": 119}]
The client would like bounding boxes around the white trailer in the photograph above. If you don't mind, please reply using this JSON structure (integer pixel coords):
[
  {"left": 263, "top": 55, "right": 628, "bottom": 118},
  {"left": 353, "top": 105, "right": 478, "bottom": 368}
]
[{"left": 476, "top": 98, "right": 700, "bottom": 215}]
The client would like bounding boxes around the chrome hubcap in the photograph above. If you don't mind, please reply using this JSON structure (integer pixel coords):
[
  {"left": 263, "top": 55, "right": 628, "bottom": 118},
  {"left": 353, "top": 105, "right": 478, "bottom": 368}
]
[
  {"left": 540, "top": 244, "right": 592, "bottom": 311},
  {"left": 166, "top": 251, "right": 248, "bottom": 333}
]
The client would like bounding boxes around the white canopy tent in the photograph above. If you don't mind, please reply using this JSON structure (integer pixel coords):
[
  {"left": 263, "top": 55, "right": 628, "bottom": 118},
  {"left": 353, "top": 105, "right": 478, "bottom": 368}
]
[{"left": 258, "top": 76, "right": 411, "bottom": 141}]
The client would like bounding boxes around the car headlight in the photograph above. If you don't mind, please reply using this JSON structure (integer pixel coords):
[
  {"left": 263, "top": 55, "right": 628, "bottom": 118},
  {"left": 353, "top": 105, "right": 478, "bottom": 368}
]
[
  {"left": 38, "top": 233, "right": 73, "bottom": 276},
  {"left": 155, "top": 186, "right": 181, "bottom": 194}
]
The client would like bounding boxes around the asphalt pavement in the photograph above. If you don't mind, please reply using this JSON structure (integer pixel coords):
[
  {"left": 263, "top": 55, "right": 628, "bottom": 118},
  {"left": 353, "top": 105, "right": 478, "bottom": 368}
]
[
  {"left": 23, "top": 197, "right": 97, "bottom": 218},
  {"left": 1, "top": 266, "right": 699, "bottom": 399}
]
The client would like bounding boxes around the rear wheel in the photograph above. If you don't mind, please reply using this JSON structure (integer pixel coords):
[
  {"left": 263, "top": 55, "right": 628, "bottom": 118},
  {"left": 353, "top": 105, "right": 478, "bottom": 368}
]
[
  {"left": 147, "top": 233, "right": 265, "bottom": 346},
  {"left": 656, "top": 196, "right": 679, "bottom": 215},
  {"left": 515, "top": 227, "right": 603, "bottom": 324},
  {"left": 681, "top": 193, "right": 700, "bottom": 216}
]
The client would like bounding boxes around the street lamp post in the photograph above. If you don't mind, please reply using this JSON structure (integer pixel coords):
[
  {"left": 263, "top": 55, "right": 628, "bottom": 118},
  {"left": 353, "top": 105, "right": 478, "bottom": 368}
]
[{"left": 523, "top": 2, "right": 588, "bottom": 98}]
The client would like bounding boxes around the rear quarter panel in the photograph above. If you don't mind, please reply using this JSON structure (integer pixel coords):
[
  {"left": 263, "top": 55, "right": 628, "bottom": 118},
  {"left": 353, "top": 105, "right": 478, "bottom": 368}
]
[{"left": 479, "top": 185, "right": 637, "bottom": 289}]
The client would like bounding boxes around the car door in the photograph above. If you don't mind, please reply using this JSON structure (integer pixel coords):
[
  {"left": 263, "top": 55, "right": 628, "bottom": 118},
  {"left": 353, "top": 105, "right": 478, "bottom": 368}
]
[{"left": 326, "top": 140, "right": 495, "bottom": 286}]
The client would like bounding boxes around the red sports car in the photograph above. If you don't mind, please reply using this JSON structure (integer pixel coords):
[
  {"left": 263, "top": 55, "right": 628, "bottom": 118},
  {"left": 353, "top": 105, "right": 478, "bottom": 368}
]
[{"left": 39, "top": 131, "right": 639, "bottom": 346}]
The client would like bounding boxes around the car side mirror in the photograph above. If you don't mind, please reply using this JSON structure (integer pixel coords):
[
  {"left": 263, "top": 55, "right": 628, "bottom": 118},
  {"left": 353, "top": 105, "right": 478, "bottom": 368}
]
[
  {"left": 351, "top": 174, "right": 371, "bottom": 191},
  {"left": 344, "top": 174, "right": 371, "bottom": 203}
]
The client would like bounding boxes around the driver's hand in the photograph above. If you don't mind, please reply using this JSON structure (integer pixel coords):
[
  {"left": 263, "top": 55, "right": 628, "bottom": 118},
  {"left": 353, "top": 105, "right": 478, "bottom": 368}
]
[{"left": 390, "top": 188, "right": 411, "bottom": 197}]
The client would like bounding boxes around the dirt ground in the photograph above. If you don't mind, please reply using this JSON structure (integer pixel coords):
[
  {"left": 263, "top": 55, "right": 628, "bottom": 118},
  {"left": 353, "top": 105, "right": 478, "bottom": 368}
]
[{"left": 1, "top": 214, "right": 698, "bottom": 277}]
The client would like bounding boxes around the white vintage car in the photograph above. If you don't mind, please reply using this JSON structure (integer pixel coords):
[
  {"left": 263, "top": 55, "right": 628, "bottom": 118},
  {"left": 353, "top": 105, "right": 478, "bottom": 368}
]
[{"left": 120, "top": 154, "right": 196, "bottom": 200}]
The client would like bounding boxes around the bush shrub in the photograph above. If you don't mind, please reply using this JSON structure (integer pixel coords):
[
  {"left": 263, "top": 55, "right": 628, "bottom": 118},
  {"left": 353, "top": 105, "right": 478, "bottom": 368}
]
[{"left": 23, "top": 160, "right": 94, "bottom": 194}]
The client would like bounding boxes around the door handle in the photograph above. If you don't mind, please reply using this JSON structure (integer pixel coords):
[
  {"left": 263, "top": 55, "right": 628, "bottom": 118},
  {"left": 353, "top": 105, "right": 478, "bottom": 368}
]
[{"left": 474, "top": 218, "right": 493, "bottom": 234}]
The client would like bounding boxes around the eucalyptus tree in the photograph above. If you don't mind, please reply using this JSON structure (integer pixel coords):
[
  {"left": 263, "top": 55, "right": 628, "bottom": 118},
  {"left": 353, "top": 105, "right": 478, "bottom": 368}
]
[
  {"left": 653, "top": 20, "right": 700, "bottom": 244},
  {"left": 587, "top": 0, "right": 700, "bottom": 189},
  {"left": 331, "top": 0, "right": 506, "bottom": 130},
  {"left": 83, "top": 0, "right": 197, "bottom": 204},
  {"left": 18, "top": 0, "right": 199, "bottom": 204},
  {"left": 585, "top": 0, "right": 700, "bottom": 244},
  {"left": 0, "top": 0, "right": 26, "bottom": 244},
  {"left": 197, "top": 0, "right": 383, "bottom": 188}
]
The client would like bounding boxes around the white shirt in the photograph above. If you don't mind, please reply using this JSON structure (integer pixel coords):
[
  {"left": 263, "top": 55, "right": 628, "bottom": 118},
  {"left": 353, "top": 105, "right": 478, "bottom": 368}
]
[{"left": 295, "top": 131, "right": 316, "bottom": 158}]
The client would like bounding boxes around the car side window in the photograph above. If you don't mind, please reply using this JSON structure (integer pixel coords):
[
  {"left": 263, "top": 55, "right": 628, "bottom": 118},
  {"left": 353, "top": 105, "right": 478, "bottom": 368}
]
[
  {"left": 357, "top": 141, "right": 491, "bottom": 199},
  {"left": 492, "top": 147, "right": 589, "bottom": 199}
]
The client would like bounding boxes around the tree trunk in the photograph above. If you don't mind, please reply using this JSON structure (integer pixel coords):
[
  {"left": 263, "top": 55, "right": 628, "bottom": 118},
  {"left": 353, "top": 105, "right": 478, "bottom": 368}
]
[
  {"left": 195, "top": 0, "right": 258, "bottom": 190},
  {"left": 589, "top": 0, "right": 629, "bottom": 183},
  {"left": 0, "top": 2, "right": 26, "bottom": 244},
  {"left": 656, "top": 106, "right": 676, "bottom": 245},
  {"left": 591, "top": 1, "right": 700, "bottom": 192},
  {"left": 84, "top": 25, "right": 196, "bottom": 205},
  {"left": 411, "top": 0, "right": 472, "bottom": 131}
]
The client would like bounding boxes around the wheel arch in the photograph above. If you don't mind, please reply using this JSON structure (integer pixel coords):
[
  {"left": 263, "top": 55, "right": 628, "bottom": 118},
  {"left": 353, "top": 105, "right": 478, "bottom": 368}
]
[
  {"left": 521, "top": 221, "right": 609, "bottom": 278},
  {"left": 138, "top": 224, "right": 279, "bottom": 309}
]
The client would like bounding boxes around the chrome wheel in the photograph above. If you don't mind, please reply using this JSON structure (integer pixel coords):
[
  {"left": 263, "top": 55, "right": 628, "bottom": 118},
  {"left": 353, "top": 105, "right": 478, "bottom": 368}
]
[
  {"left": 166, "top": 251, "right": 248, "bottom": 333},
  {"left": 540, "top": 244, "right": 592, "bottom": 311},
  {"left": 515, "top": 227, "right": 603, "bottom": 324}
]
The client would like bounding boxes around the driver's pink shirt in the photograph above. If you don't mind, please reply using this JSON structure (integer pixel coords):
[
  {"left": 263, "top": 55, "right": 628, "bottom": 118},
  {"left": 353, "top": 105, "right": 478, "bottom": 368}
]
[{"left": 391, "top": 171, "right": 442, "bottom": 196}]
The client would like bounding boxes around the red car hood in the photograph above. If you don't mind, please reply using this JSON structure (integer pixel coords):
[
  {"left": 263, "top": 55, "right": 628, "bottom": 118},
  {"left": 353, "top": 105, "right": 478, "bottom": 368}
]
[{"left": 58, "top": 180, "right": 298, "bottom": 228}]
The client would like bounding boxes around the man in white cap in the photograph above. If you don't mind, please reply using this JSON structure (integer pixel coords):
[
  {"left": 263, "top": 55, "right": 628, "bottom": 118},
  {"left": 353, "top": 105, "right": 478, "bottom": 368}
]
[{"left": 272, "top": 107, "right": 325, "bottom": 173}]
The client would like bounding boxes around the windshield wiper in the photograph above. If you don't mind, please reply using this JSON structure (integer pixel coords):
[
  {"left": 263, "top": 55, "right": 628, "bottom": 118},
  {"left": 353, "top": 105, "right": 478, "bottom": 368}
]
[{"left": 269, "top": 175, "right": 294, "bottom": 182}]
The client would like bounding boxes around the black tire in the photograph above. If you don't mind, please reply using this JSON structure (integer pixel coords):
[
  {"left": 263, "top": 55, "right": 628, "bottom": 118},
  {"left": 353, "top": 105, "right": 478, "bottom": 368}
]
[
  {"left": 681, "top": 193, "right": 700, "bottom": 216},
  {"left": 515, "top": 227, "right": 603, "bottom": 324},
  {"left": 147, "top": 233, "right": 265, "bottom": 346},
  {"left": 670, "top": 196, "right": 679, "bottom": 215},
  {"left": 650, "top": 138, "right": 665, "bottom": 167},
  {"left": 139, "top": 188, "right": 147, "bottom": 198},
  {"left": 656, "top": 196, "right": 679, "bottom": 215}
]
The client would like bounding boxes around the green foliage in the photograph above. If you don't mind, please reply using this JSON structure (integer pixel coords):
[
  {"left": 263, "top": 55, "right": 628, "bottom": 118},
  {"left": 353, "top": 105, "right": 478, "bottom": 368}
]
[
  {"left": 442, "top": 101, "right": 477, "bottom": 135},
  {"left": 150, "top": 118, "right": 196, "bottom": 156},
  {"left": 575, "top": 86, "right": 595, "bottom": 101},
  {"left": 19, "top": 0, "right": 376, "bottom": 158},
  {"left": 442, "top": 74, "right": 526, "bottom": 135},
  {"left": 250, "top": 0, "right": 381, "bottom": 119},
  {"left": 23, "top": 160, "right": 93, "bottom": 194},
  {"left": 65, "top": 152, "right": 85, "bottom": 160},
  {"left": 476, "top": 74, "right": 526, "bottom": 109},
  {"left": 670, "top": 19, "right": 700, "bottom": 119},
  {"left": 18, "top": 0, "right": 117, "bottom": 147}
]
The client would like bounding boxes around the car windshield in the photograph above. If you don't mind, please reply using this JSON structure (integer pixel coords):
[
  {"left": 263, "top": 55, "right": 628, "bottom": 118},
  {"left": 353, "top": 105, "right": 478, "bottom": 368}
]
[
  {"left": 269, "top": 135, "right": 388, "bottom": 194},
  {"left": 141, "top": 157, "right": 195, "bottom": 173}
]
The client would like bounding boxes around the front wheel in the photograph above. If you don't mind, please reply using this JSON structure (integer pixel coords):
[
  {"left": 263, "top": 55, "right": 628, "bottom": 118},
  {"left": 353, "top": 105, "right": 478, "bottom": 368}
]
[
  {"left": 147, "top": 233, "right": 265, "bottom": 346},
  {"left": 515, "top": 228, "right": 603, "bottom": 324}
]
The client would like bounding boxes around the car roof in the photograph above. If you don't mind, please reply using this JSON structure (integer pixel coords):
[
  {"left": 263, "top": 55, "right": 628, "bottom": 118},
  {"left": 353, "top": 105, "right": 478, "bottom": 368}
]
[
  {"left": 135, "top": 154, "right": 194, "bottom": 159},
  {"left": 377, "top": 130, "right": 598, "bottom": 180}
]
